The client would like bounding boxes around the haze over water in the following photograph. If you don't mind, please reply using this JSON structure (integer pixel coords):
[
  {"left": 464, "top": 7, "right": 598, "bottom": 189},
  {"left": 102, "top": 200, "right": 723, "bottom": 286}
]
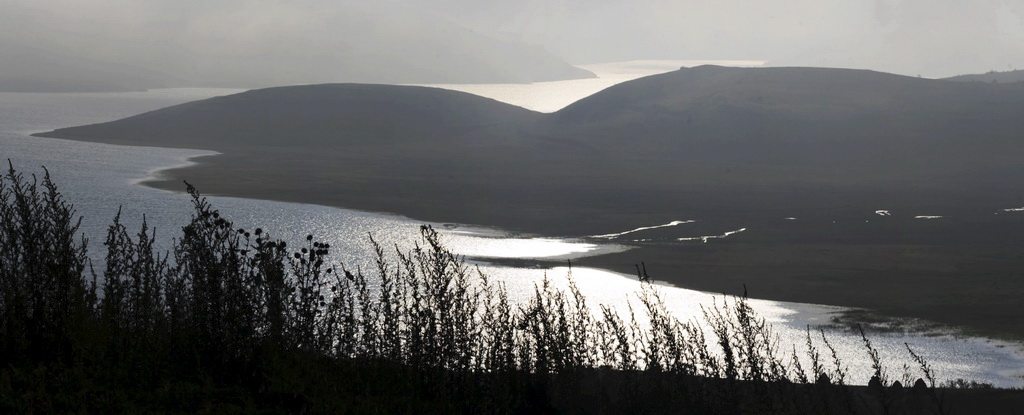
[
  {"left": 418, "top": 60, "right": 766, "bottom": 113},
  {"left": 2, "top": 61, "right": 1022, "bottom": 386}
]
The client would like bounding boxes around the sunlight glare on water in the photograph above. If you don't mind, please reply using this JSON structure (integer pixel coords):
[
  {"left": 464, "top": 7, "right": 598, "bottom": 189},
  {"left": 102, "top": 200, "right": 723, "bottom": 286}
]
[
  {"left": 442, "top": 228, "right": 627, "bottom": 259},
  {"left": 415, "top": 60, "right": 766, "bottom": 113},
  {"left": 475, "top": 264, "right": 1024, "bottom": 388}
]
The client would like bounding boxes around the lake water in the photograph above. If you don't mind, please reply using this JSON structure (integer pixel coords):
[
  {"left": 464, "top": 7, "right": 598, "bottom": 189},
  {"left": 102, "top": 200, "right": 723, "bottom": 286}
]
[
  {"left": 416, "top": 60, "right": 766, "bottom": 113},
  {"left": 2, "top": 61, "right": 1022, "bottom": 387}
]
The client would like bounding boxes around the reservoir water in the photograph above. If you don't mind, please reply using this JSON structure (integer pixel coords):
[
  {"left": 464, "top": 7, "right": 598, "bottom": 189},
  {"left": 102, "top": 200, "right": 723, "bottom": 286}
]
[{"left": 2, "top": 61, "right": 1022, "bottom": 387}]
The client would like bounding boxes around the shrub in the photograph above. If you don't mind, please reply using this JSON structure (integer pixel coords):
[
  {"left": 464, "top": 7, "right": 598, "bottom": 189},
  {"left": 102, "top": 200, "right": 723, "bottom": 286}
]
[{"left": 0, "top": 164, "right": 969, "bottom": 414}]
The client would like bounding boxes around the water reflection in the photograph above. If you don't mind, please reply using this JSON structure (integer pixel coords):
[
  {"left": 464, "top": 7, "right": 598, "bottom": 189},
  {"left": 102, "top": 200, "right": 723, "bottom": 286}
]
[
  {"left": 591, "top": 220, "right": 695, "bottom": 239},
  {"left": 442, "top": 231, "right": 625, "bottom": 260},
  {"left": 416, "top": 60, "right": 766, "bottom": 113},
  {"left": 677, "top": 227, "right": 748, "bottom": 243},
  {"left": 469, "top": 265, "right": 1024, "bottom": 387}
]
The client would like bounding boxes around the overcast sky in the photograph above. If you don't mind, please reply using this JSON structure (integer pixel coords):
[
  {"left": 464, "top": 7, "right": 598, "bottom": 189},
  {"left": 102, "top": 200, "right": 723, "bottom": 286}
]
[
  {"left": 404, "top": 0, "right": 1024, "bottom": 77},
  {"left": 2, "top": 0, "right": 1022, "bottom": 84}
]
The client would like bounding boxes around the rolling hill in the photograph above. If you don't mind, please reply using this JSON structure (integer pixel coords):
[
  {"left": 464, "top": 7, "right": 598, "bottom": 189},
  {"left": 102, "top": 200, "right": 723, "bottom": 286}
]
[
  {"left": 37, "top": 65, "right": 1024, "bottom": 231},
  {"left": 943, "top": 69, "right": 1024, "bottom": 84},
  {"left": 35, "top": 65, "right": 1024, "bottom": 339},
  {"left": 39, "top": 83, "right": 543, "bottom": 149},
  {"left": 541, "top": 65, "right": 1024, "bottom": 186}
]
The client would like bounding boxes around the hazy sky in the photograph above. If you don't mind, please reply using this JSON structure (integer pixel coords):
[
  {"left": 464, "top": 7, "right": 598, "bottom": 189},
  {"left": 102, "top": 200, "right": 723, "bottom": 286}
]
[
  {"left": 405, "top": 0, "right": 1024, "bottom": 77},
  {"left": 1, "top": 0, "right": 1022, "bottom": 85}
]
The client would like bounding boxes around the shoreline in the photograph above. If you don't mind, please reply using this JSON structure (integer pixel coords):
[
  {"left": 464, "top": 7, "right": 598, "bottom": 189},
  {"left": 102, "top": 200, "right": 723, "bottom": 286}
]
[
  {"left": 14, "top": 130, "right": 1024, "bottom": 386},
  {"left": 29, "top": 71, "right": 1024, "bottom": 344},
  {"left": 134, "top": 150, "right": 220, "bottom": 186},
  {"left": 132, "top": 154, "right": 1024, "bottom": 343}
]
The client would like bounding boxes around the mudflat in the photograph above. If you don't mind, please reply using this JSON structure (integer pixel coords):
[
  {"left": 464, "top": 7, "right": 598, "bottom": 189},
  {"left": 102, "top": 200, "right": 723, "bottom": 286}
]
[{"left": 140, "top": 157, "right": 1024, "bottom": 341}]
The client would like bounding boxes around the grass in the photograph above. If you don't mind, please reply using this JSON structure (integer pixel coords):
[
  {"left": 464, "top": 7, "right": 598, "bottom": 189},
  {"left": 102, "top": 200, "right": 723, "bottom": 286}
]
[{"left": 0, "top": 163, "right": 1015, "bottom": 414}]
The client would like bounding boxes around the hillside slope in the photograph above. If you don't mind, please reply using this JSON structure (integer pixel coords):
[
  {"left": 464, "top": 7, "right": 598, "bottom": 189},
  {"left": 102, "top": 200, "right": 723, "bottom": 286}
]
[
  {"left": 39, "top": 84, "right": 543, "bottom": 150},
  {"left": 548, "top": 65, "right": 1024, "bottom": 170},
  {"left": 35, "top": 68, "right": 1024, "bottom": 338},
  {"left": 37, "top": 66, "right": 1024, "bottom": 228},
  {"left": 943, "top": 69, "right": 1024, "bottom": 84}
]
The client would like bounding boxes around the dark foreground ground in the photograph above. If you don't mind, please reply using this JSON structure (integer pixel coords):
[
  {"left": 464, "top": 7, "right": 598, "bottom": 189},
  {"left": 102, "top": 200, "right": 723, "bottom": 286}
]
[{"left": 8, "top": 359, "right": 1024, "bottom": 414}]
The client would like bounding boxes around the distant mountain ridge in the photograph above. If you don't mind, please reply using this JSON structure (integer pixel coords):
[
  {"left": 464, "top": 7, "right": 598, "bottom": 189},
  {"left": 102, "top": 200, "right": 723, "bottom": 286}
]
[
  {"left": 0, "top": 3, "right": 593, "bottom": 92},
  {"left": 0, "top": 42, "right": 172, "bottom": 92},
  {"left": 943, "top": 69, "right": 1024, "bottom": 84}
]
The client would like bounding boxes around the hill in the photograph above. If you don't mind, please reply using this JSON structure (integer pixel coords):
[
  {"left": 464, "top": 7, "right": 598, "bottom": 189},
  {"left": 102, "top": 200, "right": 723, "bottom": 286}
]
[
  {"left": 542, "top": 65, "right": 1024, "bottom": 189},
  {"left": 37, "top": 65, "right": 1024, "bottom": 233},
  {"left": 943, "top": 69, "right": 1024, "bottom": 84},
  {"left": 36, "top": 66, "right": 1024, "bottom": 339},
  {"left": 39, "top": 84, "right": 543, "bottom": 149}
]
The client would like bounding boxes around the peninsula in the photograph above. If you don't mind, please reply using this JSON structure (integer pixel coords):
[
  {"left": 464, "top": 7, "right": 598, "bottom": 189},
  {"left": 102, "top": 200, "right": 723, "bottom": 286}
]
[{"left": 37, "top": 66, "right": 1024, "bottom": 339}]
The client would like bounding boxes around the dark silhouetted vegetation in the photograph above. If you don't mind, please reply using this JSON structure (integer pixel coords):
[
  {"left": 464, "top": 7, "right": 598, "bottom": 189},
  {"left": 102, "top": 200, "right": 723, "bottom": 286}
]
[{"left": 1, "top": 164, "right": 1018, "bottom": 414}]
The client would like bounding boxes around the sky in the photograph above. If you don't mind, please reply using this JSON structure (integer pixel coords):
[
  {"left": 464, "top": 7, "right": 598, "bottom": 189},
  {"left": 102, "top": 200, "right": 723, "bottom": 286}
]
[
  {"left": 1, "top": 0, "right": 1022, "bottom": 88},
  {"left": 406, "top": 0, "right": 1024, "bottom": 77}
]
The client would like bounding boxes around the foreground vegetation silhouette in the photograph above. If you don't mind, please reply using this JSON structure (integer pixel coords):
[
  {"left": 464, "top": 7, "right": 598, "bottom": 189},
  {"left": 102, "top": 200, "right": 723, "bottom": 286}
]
[{"left": 0, "top": 164, "right": 1015, "bottom": 414}]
